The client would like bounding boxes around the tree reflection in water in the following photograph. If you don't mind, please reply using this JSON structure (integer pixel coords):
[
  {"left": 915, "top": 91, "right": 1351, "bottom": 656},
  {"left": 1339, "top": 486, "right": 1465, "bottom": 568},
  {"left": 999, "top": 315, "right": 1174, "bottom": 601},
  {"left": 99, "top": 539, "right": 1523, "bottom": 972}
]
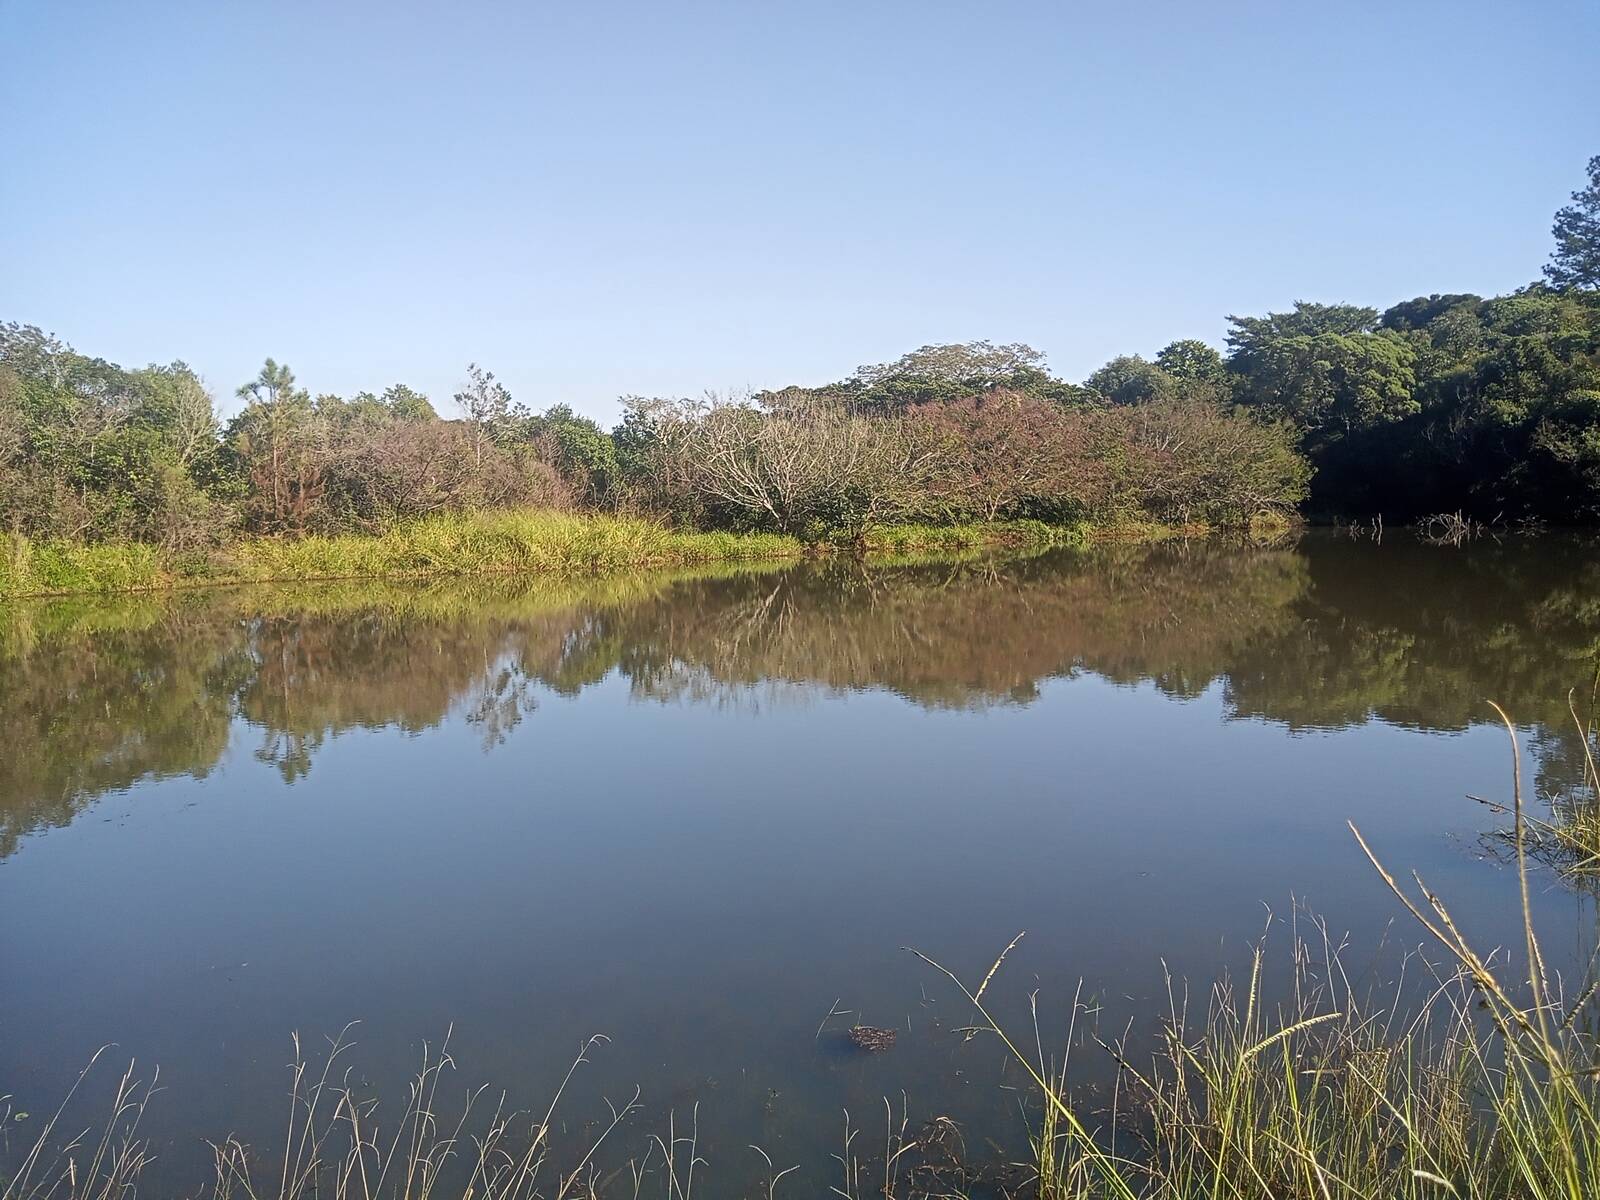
[{"left": 3, "top": 533, "right": 1597, "bottom": 859}]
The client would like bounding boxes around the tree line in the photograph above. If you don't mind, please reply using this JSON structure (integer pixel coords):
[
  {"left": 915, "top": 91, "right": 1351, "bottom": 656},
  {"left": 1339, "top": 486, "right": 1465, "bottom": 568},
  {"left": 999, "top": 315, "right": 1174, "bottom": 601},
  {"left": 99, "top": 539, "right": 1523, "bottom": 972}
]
[{"left": 2, "top": 155, "right": 1596, "bottom": 546}]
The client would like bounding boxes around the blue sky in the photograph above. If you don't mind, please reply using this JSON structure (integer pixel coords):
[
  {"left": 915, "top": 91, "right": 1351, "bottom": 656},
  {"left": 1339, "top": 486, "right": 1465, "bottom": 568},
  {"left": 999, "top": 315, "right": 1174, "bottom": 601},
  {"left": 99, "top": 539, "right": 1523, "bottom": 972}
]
[{"left": 3, "top": 0, "right": 1595, "bottom": 423}]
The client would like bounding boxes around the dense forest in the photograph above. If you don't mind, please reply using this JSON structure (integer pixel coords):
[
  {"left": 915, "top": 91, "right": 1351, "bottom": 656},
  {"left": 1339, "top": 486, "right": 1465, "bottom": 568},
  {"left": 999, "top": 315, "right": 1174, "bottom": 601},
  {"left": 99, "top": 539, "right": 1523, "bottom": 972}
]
[{"left": 2, "top": 155, "right": 1597, "bottom": 547}]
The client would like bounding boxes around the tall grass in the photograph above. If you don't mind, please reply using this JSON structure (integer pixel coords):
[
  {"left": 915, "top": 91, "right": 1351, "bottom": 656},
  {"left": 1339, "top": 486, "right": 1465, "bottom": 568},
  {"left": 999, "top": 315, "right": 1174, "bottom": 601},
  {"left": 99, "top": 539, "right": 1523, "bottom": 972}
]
[
  {"left": 1, "top": 534, "right": 168, "bottom": 596},
  {"left": 1, "top": 1032, "right": 643, "bottom": 1200},
  {"left": 914, "top": 703, "right": 1600, "bottom": 1199},
  {"left": 1494, "top": 684, "right": 1600, "bottom": 881},
  {"left": 0, "top": 512, "right": 802, "bottom": 598},
  {"left": 0, "top": 512, "right": 1102, "bottom": 598}
]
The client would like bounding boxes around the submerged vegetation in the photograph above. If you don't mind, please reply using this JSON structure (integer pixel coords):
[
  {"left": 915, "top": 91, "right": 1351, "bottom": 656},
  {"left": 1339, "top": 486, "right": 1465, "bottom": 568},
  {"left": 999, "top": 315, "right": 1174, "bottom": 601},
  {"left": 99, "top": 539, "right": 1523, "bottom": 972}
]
[{"left": 7, "top": 710, "right": 1600, "bottom": 1199}]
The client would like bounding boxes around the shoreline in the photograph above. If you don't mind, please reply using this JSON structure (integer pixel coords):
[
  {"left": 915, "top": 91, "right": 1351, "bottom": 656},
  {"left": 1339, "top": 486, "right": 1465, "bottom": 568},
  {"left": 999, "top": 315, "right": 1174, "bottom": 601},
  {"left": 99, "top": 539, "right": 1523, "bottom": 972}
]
[{"left": 0, "top": 511, "right": 1136, "bottom": 600}]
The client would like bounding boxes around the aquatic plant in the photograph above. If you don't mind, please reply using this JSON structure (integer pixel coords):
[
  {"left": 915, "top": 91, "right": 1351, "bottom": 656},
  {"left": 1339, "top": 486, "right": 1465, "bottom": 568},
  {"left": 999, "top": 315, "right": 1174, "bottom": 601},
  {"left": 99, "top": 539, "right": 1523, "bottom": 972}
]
[{"left": 915, "top": 704, "right": 1600, "bottom": 1199}]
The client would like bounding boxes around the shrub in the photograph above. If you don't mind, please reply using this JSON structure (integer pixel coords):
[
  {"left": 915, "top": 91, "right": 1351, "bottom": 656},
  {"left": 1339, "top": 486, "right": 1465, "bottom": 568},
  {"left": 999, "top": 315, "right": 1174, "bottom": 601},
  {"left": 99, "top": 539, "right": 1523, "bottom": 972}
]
[
  {"left": 906, "top": 390, "right": 1105, "bottom": 523},
  {"left": 623, "top": 397, "right": 944, "bottom": 541}
]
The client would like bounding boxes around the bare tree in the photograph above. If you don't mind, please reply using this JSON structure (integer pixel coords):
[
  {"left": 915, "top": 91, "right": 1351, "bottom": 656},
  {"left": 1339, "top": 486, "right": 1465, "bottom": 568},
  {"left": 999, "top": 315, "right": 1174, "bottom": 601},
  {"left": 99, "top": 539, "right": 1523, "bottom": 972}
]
[
  {"left": 654, "top": 398, "right": 944, "bottom": 539},
  {"left": 168, "top": 370, "right": 220, "bottom": 465},
  {"left": 453, "top": 364, "right": 521, "bottom": 469}
]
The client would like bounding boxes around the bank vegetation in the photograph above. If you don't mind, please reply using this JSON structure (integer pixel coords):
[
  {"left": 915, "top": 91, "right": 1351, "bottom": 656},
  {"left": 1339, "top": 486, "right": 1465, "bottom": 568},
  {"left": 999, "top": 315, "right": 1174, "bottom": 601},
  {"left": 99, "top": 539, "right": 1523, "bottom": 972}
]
[{"left": 2, "top": 154, "right": 1597, "bottom": 595}]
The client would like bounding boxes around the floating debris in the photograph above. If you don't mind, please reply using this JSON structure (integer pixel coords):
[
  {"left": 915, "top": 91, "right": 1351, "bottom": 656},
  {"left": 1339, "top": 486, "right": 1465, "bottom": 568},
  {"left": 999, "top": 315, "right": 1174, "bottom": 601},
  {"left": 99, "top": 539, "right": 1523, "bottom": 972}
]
[{"left": 848, "top": 1024, "right": 897, "bottom": 1052}]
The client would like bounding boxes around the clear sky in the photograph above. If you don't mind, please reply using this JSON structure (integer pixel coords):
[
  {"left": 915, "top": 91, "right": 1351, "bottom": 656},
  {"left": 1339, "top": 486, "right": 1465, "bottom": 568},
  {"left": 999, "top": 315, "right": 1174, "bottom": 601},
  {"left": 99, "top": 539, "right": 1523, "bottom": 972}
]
[{"left": 3, "top": 0, "right": 1596, "bottom": 423}]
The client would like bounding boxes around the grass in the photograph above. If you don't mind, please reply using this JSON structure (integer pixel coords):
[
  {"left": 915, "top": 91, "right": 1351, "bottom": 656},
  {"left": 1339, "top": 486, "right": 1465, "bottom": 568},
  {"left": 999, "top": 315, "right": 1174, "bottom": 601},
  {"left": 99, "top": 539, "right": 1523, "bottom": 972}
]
[
  {"left": 0, "top": 536, "right": 168, "bottom": 596},
  {"left": 9, "top": 702, "right": 1591, "bottom": 1198},
  {"left": 858, "top": 519, "right": 1088, "bottom": 555},
  {"left": 913, "top": 702, "right": 1600, "bottom": 1200},
  {"left": 1487, "top": 683, "right": 1600, "bottom": 883},
  {"left": 0, "top": 512, "right": 804, "bottom": 598},
  {"left": 0, "top": 512, "right": 1104, "bottom": 599}
]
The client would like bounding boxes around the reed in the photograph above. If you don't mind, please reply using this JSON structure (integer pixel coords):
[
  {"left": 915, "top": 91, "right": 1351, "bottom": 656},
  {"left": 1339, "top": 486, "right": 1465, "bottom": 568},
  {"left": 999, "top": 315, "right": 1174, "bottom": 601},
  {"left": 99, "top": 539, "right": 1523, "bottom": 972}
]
[
  {"left": 1485, "top": 683, "right": 1600, "bottom": 884},
  {"left": 909, "top": 703, "right": 1600, "bottom": 1199}
]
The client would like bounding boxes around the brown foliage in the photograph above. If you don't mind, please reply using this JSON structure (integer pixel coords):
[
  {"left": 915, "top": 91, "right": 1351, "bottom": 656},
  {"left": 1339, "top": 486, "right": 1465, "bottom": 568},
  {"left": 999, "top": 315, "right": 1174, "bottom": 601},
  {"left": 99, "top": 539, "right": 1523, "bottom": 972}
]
[
  {"left": 320, "top": 422, "right": 569, "bottom": 532},
  {"left": 630, "top": 397, "right": 943, "bottom": 539},
  {"left": 907, "top": 390, "right": 1107, "bottom": 521},
  {"left": 1089, "top": 394, "right": 1311, "bottom": 524},
  {"left": 904, "top": 390, "right": 1307, "bottom": 526},
  {"left": 230, "top": 410, "right": 571, "bottom": 537}
]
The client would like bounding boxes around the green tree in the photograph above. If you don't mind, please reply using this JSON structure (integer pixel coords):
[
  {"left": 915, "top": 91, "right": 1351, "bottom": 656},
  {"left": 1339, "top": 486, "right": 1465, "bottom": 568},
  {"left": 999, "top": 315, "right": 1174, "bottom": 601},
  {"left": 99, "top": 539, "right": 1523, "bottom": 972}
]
[
  {"left": 1545, "top": 154, "right": 1600, "bottom": 290},
  {"left": 453, "top": 363, "right": 524, "bottom": 468},
  {"left": 831, "top": 341, "right": 1093, "bottom": 410},
  {"left": 1231, "top": 329, "right": 1417, "bottom": 441},
  {"left": 1155, "top": 339, "right": 1227, "bottom": 386},
  {"left": 0, "top": 324, "right": 231, "bottom": 543},
  {"left": 381, "top": 383, "right": 436, "bottom": 422},
  {"left": 136, "top": 363, "right": 220, "bottom": 467},
  {"left": 1085, "top": 354, "right": 1176, "bottom": 405},
  {"left": 1465, "top": 335, "right": 1600, "bottom": 508},
  {"left": 329, "top": 391, "right": 390, "bottom": 430},
  {"left": 853, "top": 340, "right": 1048, "bottom": 388},
  {"left": 528, "top": 403, "right": 619, "bottom": 501},
  {"left": 1226, "top": 302, "right": 1379, "bottom": 356},
  {"left": 1379, "top": 294, "right": 1482, "bottom": 333},
  {"left": 1377, "top": 296, "right": 1487, "bottom": 402},
  {"left": 326, "top": 384, "right": 437, "bottom": 431},
  {"left": 228, "top": 359, "right": 324, "bottom": 533},
  {"left": 611, "top": 396, "right": 669, "bottom": 481}
]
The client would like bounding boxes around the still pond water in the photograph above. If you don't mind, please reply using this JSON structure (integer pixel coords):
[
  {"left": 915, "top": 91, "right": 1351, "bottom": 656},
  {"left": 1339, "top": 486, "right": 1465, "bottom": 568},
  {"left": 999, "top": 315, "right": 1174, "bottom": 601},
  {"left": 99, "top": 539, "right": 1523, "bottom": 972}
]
[{"left": 2, "top": 533, "right": 1598, "bottom": 1189}]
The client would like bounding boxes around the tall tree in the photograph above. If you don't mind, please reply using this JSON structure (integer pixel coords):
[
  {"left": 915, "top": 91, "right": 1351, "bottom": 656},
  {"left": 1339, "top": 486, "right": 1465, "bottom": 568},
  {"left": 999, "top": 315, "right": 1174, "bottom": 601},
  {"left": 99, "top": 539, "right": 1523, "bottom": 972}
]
[
  {"left": 851, "top": 340, "right": 1048, "bottom": 387},
  {"left": 229, "top": 359, "right": 322, "bottom": 533},
  {"left": 1230, "top": 330, "right": 1417, "bottom": 442},
  {"left": 380, "top": 383, "right": 436, "bottom": 422},
  {"left": 1545, "top": 155, "right": 1600, "bottom": 290},
  {"left": 453, "top": 364, "right": 521, "bottom": 467},
  {"left": 835, "top": 341, "right": 1090, "bottom": 410},
  {"left": 1226, "top": 302, "right": 1379, "bottom": 359},
  {"left": 1155, "top": 339, "right": 1227, "bottom": 386},
  {"left": 1086, "top": 354, "right": 1176, "bottom": 405}
]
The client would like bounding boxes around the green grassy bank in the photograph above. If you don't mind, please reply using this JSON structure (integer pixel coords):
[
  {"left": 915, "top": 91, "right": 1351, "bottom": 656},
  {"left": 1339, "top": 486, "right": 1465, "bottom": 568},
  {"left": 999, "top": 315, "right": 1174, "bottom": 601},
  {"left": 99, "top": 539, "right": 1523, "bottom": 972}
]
[{"left": 0, "top": 511, "right": 1091, "bottom": 599}]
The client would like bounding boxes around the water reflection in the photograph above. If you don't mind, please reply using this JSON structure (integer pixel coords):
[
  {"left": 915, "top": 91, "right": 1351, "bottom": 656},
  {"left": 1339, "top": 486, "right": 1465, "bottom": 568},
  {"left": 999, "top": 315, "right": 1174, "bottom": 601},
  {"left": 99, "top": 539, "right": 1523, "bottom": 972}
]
[{"left": 3, "top": 533, "right": 1598, "bottom": 859}]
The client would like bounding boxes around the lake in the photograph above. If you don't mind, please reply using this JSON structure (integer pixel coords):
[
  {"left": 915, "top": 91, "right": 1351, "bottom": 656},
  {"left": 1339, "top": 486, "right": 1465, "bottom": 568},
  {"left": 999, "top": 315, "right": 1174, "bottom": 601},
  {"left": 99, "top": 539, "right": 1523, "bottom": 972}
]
[{"left": 2, "top": 532, "right": 1598, "bottom": 1194}]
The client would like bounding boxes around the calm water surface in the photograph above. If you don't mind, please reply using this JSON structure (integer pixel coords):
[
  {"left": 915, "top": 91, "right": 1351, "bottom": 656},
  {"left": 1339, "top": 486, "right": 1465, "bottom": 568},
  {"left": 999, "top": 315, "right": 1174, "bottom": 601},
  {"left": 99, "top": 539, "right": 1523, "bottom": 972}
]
[{"left": 2, "top": 533, "right": 1598, "bottom": 1191}]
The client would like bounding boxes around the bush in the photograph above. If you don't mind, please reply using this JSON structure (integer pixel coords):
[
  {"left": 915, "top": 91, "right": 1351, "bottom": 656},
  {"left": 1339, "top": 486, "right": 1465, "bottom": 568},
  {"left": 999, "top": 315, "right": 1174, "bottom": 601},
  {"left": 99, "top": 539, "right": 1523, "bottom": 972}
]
[
  {"left": 319, "top": 422, "right": 570, "bottom": 532},
  {"left": 906, "top": 390, "right": 1105, "bottom": 523},
  {"left": 622, "top": 396, "right": 944, "bottom": 540},
  {"left": 1093, "top": 394, "right": 1311, "bottom": 525}
]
